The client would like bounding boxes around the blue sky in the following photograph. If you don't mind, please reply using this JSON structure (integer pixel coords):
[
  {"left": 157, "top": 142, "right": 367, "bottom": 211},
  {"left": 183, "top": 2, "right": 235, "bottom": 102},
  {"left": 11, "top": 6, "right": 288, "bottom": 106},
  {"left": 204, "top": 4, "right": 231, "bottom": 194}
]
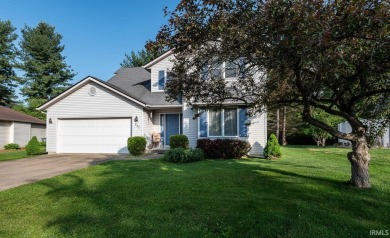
[{"left": 0, "top": 0, "right": 179, "bottom": 87}]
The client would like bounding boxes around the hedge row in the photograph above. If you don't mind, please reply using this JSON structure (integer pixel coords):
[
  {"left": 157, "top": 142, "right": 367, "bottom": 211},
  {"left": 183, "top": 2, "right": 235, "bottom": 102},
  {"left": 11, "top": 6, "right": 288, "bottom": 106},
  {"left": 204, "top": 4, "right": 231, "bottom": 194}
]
[{"left": 196, "top": 138, "right": 251, "bottom": 159}]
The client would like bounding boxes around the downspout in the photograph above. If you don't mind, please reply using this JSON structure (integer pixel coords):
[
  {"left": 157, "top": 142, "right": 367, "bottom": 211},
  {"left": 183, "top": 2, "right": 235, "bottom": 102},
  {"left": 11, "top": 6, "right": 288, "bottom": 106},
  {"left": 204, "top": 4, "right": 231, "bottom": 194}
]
[{"left": 141, "top": 108, "right": 144, "bottom": 137}]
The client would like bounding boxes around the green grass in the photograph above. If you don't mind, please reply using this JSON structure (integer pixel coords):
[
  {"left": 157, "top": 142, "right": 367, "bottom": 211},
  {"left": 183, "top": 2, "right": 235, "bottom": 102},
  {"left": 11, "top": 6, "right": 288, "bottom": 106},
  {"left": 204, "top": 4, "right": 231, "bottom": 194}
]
[
  {"left": 0, "top": 147, "right": 46, "bottom": 162},
  {"left": 0, "top": 146, "right": 389, "bottom": 237},
  {"left": 0, "top": 150, "right": 29, "bottom": 162}
]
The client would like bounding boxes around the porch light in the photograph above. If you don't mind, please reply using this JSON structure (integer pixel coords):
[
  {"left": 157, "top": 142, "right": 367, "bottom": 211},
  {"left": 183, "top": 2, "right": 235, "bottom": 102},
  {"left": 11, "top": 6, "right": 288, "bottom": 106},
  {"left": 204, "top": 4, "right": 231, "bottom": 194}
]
[
  {"left": 244, "top": 119, "right": 251, "bottom": 126},
  {"left": 49, "top": 118, "right": 52, "bottom": 124},
  {"left": 134, "top": 116, "right": 138, "bottom": 122}
]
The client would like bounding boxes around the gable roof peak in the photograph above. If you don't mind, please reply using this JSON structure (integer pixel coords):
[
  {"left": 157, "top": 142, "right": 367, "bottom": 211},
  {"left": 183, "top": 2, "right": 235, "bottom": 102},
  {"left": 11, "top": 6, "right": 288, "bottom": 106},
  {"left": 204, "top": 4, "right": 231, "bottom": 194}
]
[{"left": 142, "top": 50, "right": 174, "bottom": 69}]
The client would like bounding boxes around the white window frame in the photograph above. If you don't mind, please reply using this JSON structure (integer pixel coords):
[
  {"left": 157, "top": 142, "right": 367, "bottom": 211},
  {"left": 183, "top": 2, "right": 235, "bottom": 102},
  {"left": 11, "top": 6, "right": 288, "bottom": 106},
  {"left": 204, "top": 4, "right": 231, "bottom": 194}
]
[
  {"left": 207, "top": 108, "right": 239, "bottom": 138},
  {"left": 158, "top": 70, "right": 171, "bottom": 91}
]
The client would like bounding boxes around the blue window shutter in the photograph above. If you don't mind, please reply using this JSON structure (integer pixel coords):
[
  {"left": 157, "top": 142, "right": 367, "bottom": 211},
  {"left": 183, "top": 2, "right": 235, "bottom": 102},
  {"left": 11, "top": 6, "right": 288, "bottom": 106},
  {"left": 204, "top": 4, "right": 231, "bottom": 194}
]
[
  {"left": 239, "top": 107, "right": 248, "bottom": 137},
  {"left": 199, "top": 110, "right": 208, "bottom": 137},
  {"left": 158, "top": 70, "right": 165, "bottom": 90}
]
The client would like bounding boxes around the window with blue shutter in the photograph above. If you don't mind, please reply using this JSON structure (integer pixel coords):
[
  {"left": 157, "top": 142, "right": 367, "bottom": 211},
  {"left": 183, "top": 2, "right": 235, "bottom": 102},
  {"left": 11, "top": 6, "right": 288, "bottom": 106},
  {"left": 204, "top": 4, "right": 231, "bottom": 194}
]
[
  {"left": 239, "top": 107, "right": 248, "bottom": 137},
  {"left": 199, "top": 110, "right": 208, "bottom": 137},
  {"left": 158, "top": 70, "right": 165, "bottom": 90}
]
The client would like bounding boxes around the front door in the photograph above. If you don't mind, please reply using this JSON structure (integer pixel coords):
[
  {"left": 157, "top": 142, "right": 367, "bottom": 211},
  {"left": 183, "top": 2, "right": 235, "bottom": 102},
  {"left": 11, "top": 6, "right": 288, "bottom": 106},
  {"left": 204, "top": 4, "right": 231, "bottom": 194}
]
[{"left": 165, "top": 114, "right": 180, "bottom": 146}]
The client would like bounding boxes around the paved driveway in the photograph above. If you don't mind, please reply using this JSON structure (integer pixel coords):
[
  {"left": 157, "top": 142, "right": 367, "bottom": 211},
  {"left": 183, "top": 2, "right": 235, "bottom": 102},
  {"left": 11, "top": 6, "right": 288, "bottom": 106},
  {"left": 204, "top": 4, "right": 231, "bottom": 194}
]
[{"left": 0, "top": 153, "right": 130, "bottom": 191}]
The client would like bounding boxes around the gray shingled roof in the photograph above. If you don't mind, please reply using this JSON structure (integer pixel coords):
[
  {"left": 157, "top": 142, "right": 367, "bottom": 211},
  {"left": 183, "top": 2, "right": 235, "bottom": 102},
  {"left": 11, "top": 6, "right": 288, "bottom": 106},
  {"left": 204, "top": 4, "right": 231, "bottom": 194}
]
[{"left": 107, "top": 67, "right": 182, "bottom": 106}]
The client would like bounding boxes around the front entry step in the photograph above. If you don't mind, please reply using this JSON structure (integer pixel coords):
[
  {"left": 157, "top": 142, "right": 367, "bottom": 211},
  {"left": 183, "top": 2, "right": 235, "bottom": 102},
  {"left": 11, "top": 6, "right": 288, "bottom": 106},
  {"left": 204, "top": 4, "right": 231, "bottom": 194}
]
[{"left": 150, "top": 149, "right": 168, "bottom": 154}]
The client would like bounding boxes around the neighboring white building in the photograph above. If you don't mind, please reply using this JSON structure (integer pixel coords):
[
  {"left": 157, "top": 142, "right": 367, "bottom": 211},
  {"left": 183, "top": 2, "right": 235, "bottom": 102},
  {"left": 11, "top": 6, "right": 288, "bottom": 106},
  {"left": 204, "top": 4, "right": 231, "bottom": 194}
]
[
  {"left": 338, "top": 121, "right": 390, "bottom": 148},
  {"left": 38, "top": 51, "right": 267, "bottom": 155},
  {"left": 0, "top": 106, "right": 46, "bottom": 148}
]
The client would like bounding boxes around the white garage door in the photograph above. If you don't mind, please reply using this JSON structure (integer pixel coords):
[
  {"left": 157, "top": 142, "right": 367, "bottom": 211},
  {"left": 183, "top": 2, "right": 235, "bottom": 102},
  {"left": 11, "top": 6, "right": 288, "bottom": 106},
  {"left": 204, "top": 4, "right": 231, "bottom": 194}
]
[{"left": 58, "top": 118, "right": 131, "bottom": 153}]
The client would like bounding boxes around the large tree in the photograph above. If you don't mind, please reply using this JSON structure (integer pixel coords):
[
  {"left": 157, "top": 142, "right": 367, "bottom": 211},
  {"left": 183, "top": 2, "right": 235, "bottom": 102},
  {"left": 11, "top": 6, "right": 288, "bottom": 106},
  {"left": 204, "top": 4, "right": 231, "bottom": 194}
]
[
  {"left": 157, "top": 0, "right": 390, "bottom": 188},
  {"left": 0, "top": 19, "right": 18, "bottom": 106},
  {"left": 18, "top": 22, "right": 75, "bottom": 100}
]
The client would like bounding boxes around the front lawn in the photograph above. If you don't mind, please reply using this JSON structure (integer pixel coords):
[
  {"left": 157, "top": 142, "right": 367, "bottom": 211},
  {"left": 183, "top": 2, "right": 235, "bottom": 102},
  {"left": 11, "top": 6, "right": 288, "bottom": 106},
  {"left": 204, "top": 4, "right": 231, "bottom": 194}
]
[
  {"left": 0, "top": 146, "right": 389, "bottom": 237},
  {"left": 0, "top": 150, "right": 29, "bottom": 162},
  {"left": 0, "top": 147, "right": 46, "bottom": 162}
]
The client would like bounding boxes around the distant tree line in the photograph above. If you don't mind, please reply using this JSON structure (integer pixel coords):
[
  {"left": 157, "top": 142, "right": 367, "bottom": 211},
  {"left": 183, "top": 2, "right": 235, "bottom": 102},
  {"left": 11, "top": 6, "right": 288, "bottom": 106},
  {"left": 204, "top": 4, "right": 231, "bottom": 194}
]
[{"left": 268, "top": 106, "right": 343, "bottom": 146}]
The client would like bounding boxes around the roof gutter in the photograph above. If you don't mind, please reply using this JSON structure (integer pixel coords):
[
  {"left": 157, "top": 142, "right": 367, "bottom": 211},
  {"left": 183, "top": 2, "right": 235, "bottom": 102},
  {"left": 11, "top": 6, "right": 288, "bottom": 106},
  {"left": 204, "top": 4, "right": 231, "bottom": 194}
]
[{"left": 145, "top": 104, "right": 183, "bottom": 109}]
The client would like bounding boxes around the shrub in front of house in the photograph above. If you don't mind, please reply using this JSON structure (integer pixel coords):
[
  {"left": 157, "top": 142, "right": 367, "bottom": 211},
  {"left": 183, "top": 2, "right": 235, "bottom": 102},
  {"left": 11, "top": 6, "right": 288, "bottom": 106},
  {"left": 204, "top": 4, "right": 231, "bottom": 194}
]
[
  {"left": 190, "top": 148, "right": 205, "bottom": 162},
  {"left": 4, "top": 143, "right": 20, "bottom": 150},
  {"left": 196, "top": 138, "right": 251, "bottom": 159},
  {"left": 170, "top": 135, "right": 189, "bottom": 149},
  {"left": 196, "top": 139, "right": 214, "bottom": 158},
  {"left": 127, "top": 136, "right": 147, "bottom": 156},
  {"left": 26, "top": 136, "right": 42, "bottom": 155},
  {"left": 264, "top": 133, "right": 282, "bottom": 159},
  {"left": 164, "top": 148, "right": 205, "bottom": 163}
]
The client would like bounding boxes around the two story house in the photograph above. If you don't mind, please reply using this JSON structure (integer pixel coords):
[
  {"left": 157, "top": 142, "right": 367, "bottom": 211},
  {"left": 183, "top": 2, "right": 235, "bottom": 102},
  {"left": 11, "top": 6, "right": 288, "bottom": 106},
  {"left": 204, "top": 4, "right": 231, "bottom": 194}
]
[{"left": 38, "top": 51, "right": 267, "bottom": 155}]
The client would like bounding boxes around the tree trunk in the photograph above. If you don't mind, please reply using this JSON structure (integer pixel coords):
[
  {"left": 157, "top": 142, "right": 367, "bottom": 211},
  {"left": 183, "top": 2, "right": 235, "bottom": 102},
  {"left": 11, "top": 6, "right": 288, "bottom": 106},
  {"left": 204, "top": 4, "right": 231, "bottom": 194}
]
[
  {"left": 347, "top": 136, "right": 371, "bottom": 188},
  {"left": 282, "top": 106, "right": 287, "bottom": 145},
  {"left": 321, "top": 138, "right": 326, "bottom": 146},
  {"left": 314, "top": 137, "right": 320, "bottom": 146},
  {"left": 276, "top": 109, "right": 280, "bottom": 142}
]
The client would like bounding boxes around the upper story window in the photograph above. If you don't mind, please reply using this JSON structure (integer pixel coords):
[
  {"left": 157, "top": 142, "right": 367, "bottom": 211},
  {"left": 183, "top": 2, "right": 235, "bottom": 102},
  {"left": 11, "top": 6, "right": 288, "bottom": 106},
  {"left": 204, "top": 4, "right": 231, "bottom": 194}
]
[
  {"left": 158, "top": 70, "right": 171, "bottom": 90},
  {"left": 201, "top": 60, "right": 242, "bottom": 80}
]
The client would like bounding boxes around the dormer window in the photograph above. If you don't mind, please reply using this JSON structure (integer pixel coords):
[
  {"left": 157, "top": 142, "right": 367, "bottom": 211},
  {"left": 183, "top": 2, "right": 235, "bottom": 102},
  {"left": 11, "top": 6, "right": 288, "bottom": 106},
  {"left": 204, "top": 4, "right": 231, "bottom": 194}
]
[{"left": 158, "top": 70, "right": 171, "bottom": 90}]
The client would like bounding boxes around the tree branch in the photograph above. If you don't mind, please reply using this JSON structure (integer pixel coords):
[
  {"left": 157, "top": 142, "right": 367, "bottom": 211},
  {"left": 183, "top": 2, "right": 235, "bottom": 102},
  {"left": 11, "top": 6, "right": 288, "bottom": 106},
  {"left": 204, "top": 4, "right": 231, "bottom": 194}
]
[{"left": 302, "top": 107, "right": 356, "bottom": 141}]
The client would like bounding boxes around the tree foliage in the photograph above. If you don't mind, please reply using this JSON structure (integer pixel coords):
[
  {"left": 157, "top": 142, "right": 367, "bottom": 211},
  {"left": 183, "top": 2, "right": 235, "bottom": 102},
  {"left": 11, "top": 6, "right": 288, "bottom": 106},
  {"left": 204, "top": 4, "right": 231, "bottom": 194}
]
[
  {"left": 120, "top": 40, "right": 168, "bottom": 67},
  {"left": 12, "top": 98, "right": 47, "bottom": 121},
  {"left": 0, "top": 19, "right": 18, "bottom": 106},
  {"left": 157, "top": 0, "right": 390, "bottom": 188},
  {"left": 302, "top": 109, "right": 342, "bottom": 146},
  {"left": 121, "top": 48, "right": 155, "bottom": 67},
  {"left": 18, "top": 22, "right": 75, "bottom": 100}
]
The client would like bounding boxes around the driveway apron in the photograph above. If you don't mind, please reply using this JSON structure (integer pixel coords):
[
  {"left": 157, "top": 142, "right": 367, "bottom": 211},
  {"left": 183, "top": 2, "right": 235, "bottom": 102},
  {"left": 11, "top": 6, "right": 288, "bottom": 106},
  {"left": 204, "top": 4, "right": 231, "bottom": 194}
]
[{"left": 0, "top": 153, "right": 128, "bottom": 191}]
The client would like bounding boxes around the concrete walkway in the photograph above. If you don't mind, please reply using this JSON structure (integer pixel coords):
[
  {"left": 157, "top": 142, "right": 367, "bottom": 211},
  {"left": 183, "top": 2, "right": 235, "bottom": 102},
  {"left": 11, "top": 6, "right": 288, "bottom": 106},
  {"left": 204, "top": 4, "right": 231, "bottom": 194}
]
[{"left": 0, "top": 153, "right": 162, "bottom": 191}]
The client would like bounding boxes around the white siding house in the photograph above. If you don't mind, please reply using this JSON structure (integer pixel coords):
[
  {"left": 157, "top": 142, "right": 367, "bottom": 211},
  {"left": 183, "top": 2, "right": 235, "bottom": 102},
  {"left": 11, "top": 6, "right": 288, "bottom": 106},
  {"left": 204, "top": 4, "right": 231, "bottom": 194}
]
[
  {"left": 41, "top": 78, "right": 144, "bottom": 154},
  {"left": 0, "top": 106, "right": 46, "bottom": 148},
  {"left": 39, "top": 51, "right": 267, "bottom": 156}
]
